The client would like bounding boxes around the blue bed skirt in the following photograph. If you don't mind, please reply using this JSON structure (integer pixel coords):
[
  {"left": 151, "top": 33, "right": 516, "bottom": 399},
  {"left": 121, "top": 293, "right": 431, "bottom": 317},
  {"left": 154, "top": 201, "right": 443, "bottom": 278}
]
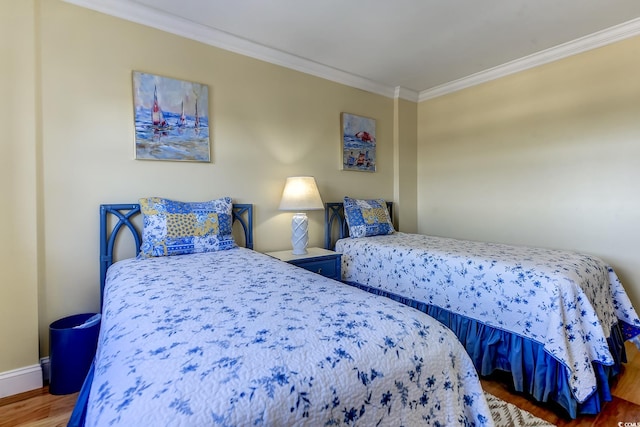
[
  {"left": 345, "top": 281, "right": 628, "bottom": 419},
  {"left": 68, "top": 362, "right": 93, "bottom": 427}
]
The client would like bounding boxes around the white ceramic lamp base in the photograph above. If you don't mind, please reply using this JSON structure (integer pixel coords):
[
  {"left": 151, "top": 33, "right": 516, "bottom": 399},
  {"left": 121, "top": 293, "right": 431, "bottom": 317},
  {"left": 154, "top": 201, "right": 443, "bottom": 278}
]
[{"left": 291, "top": 213, "right": 309, "bottom": 255}]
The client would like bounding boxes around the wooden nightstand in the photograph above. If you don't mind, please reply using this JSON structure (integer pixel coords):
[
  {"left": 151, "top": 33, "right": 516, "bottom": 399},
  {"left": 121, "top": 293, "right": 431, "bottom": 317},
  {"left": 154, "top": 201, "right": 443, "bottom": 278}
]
[{"left": 265, "top": 247, "right": 342, "bottom": 280}]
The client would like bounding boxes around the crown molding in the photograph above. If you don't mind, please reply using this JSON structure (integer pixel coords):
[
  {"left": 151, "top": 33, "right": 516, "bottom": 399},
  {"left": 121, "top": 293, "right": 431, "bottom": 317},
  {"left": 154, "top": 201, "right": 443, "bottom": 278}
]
[
  {"left": 394, "top": 87, "right": 419, "bottom": 102},
  {"left": 63, "top": 1, "right": 640, "bottom": 103},
  {"left": 61, "top": 0, "right": 402, "bottom": 99},
  {"left": 419, "top": 17, "right": 640, "bottom": 101}
]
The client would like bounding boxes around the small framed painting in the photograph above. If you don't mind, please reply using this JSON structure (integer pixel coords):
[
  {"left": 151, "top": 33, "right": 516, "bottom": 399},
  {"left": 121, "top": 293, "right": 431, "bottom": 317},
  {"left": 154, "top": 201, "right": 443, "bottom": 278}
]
[
  {"left": 132, "top": 71, "right": 210, "bottom": 162},
  {"left": 341, "top": 112, "right": 376, "bottom": 172}
]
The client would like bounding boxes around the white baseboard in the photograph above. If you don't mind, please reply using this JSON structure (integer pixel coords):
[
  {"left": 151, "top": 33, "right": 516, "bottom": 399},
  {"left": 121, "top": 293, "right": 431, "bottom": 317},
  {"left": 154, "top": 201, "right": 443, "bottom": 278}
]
[
  {"left": 41, "top": 357, "right": 50, "bottom": 382},
  {"left": 0, "top": 364, "right": 43, "bottom": 399}
]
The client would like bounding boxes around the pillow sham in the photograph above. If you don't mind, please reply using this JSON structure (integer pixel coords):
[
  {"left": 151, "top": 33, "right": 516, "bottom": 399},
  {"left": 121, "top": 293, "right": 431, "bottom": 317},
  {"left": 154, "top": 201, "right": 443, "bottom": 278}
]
[
  {"left": 343, "top": 196, "right": 395, "bottom": 238},
  {"left": 139, "top": 196, "right": 236, "bottom": 257}
]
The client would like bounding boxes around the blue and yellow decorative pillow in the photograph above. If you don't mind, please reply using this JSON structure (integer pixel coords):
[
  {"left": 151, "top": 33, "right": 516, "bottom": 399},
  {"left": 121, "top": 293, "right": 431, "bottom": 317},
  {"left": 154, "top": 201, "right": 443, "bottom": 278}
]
[
  {"left": 139, "top": 197, "right": 236, "bottom": 257},
  {"left": 344, "top": 196, "right": 395, "bottom": 238}
]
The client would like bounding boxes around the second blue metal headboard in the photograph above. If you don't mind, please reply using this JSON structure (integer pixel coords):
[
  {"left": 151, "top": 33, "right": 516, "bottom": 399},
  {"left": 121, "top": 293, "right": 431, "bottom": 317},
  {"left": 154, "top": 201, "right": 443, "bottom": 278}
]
[{"left": 324, "top": 201, "right": 393, "bottom": 250}]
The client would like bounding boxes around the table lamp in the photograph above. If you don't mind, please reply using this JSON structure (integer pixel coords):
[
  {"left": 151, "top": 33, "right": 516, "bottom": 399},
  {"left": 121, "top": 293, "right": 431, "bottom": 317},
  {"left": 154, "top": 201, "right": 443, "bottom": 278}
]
[{"left": 279, "top": 176, "right": 324, "bottom": 255}]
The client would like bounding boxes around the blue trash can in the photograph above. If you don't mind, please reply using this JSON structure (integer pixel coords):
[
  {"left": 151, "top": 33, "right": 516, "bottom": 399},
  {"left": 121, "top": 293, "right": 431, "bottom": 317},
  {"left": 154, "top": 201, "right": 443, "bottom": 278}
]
[{"left": 49, "top": 313, "right": 101, "bottom": 395}]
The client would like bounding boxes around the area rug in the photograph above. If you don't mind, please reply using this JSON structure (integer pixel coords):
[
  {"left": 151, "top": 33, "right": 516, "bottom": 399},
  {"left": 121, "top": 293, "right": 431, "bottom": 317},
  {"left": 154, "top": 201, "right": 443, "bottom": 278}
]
[{"left": 485, "top": 392, "right": 556, "bottom": 427}]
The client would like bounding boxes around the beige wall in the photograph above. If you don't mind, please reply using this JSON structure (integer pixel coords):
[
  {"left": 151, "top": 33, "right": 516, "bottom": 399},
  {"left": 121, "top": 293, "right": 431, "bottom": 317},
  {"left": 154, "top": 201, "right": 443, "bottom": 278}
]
[
  {"left": 417, "top": 35, "right": 640, "bottom": 309},
  {"left": 34, "top": 1, "right": 402, "bottom": 355},
  {"left": 1, "top": 0, "right": 411, "bottom": 379},
  {"left": 394, "top": 98, "right": 418, "bottom": 232},
  {"left": 0, "top": 0, "right": 40, "bottom": 374}
]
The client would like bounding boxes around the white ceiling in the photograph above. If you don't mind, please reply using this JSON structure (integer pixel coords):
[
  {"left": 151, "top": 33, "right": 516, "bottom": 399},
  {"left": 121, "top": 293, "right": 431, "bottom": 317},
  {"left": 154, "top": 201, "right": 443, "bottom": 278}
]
[{"left": 66, "top": 0, "right": 640, "bottom": 100}]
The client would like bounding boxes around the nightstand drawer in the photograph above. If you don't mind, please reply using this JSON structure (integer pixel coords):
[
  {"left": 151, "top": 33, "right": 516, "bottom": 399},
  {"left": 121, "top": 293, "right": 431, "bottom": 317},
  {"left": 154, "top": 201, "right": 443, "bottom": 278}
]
[
  {"left": 265, "top": 248, "right": 342, "bottom": 280},
  {"left": 290, "top": 258, "right": 337, "bottom": 278}
]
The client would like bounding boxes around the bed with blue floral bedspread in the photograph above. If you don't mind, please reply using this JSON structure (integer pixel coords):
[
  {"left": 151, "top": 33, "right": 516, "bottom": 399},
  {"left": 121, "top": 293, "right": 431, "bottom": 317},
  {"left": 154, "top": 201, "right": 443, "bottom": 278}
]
[
  {"left": 70, "top": 200, "right": 494, "bottom": 426},
  {"left": 84, "top": 248, "right": 492, "bottom": 426},
  {"left": 325, "top": 199, "right": 640, "bottom": 419}
]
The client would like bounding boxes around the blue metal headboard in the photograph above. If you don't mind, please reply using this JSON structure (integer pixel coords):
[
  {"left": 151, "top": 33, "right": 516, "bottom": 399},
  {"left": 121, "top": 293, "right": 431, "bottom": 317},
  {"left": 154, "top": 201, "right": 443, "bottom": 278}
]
[
  {"left": 99, "top": 203, "right": 254, "bottom": 307},
  {"left": 324, "top": 201, "right": 393, "bottom": 250}
]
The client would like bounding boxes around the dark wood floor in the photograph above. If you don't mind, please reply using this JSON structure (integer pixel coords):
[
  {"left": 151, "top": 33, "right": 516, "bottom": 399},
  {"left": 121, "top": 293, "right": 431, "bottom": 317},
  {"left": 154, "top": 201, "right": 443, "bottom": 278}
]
[
  {"left": 481, "top": 341, "right": 640, "bottom": 426},
  {"left": 1, "top": 341, "right": 639, "bottom": 426}
]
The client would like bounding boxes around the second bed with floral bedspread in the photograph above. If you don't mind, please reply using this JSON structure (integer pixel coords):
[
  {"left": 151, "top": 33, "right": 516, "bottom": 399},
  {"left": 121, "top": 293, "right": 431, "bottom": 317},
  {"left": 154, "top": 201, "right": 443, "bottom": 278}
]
[{"left": 336, "top": 232, "right": 640, "bottom": 416}]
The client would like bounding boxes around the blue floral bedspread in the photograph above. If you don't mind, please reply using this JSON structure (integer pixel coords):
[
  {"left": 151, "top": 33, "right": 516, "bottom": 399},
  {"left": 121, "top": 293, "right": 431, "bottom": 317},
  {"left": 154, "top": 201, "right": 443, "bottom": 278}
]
[
  {"left": 336, "top": 232, "right": 640, "bottom": 403},
  {"left": 86, "top": 248, "right": 493, "bottom": 426}
]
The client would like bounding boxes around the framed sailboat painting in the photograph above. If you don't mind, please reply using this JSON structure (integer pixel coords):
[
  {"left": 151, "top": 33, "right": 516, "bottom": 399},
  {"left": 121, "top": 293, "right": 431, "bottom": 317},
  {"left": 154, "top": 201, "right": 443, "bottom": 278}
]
[{"left": 132, "top": 71, "right": 210, "bottom": 162}]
